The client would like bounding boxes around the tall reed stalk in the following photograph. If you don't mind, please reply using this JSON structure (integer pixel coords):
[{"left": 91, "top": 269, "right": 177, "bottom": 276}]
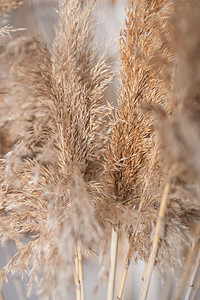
[
  {"left": 77, "top": 246, "right": 84, "bottom": 300},
  {"left": 185, "top": 250, "right": 200, "bottom": 300},
  {"left": 107, "top": 228, "right": 118, "bottom": 300},
  {"left": 139, "top": 179, "right": 171, "bottom": 300}
]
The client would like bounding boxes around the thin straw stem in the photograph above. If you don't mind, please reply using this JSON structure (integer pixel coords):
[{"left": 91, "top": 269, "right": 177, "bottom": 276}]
[
  {"left": 190, "top": 270, "right": 200, "bottom": 300},
  {"left": 107, "top": 227, "right": 119, "bottom": 300},
  {"left": 117, "top": 249, "right": 131, "bottom": 300},
  {"left": 77, "top": 246, "right": 84, "bottom": 300},
  {"left": 142, "top": 262, "right": 148, "bottom": 281},
  {"left": 74, "top": 250, "right": 81, "bottom": 300},
  {"left": 139, "top": 179, "right": 171, "bottom": 300},
  {"left": 175, "top": 238, "right": 200, "bottom": 300},
  {"left": 117, "top": 215, "right": 143, "bottom": 300},
  {"left": 185, "top": 250, "right": 200, "bottom": 300}
]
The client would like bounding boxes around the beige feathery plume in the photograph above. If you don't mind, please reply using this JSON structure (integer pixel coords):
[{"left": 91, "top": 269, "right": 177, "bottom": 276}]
[
  {"left": 0, "top": 25, "right": 22, "bottom": 37},
  {"left": 101, "top": 0, "right": 171, "bottom": 256},
  {"left": 154, "top": 0, "right": 200, "bottom": 287},
  {"left": 138, "top": 0, "right": 200, "bottom": 297},
  {"left": 95, "top": 2, "right": 172, "bottom": 298},
  {"left": 0, "top": 0, "right": 112, "bottom": 297},
  {"left": 141, "top": 0, "right": 200, "bottom": 276}
]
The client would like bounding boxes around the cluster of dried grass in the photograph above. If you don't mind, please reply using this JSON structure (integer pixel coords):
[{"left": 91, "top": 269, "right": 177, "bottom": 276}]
[
  {"left": 0, "top": 0, "right": 111, "bottom": 297},
  {"left": 0, "top": 0, "right": 200, "bottom": 299}
]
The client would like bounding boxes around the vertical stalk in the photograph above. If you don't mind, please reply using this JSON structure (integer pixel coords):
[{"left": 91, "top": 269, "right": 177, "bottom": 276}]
[
  {"left": 175, "top": 239, "right": 200, "bottom": 300},
  {"left": 117, "top": 215, "right": 142, "bottom": 300},
  {"left": 74, "top": 250, "right": 81, "bottom": 300},
  {"left": 139, "top": 180, "right": 171, "bottom": 300},
  {"left": 107, "top": 227, "right": 119, "bottom": 300},
  {"left": 185, "top": 249, "right": 200, "bottom": 300},
  {"left": 142, "top": 262, "right": 148, "bottom": 281},
  {"left": 77, "top": 246, "right": 84, "bottom": 300},
  {"left": 117, "top": 250, "right": 131, "bottom": 300},
  {"left": 190, "top": 272, "right": 200, "bottom": 300}
]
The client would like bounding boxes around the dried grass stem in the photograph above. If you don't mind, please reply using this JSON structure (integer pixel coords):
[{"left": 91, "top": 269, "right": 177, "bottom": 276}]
[
  {"left": 185, "top": 250, "right": 200, "bottom": 300},
  {"left": 74, "top": 256, "right": 81, "bottom": 300},
  {"left": 139, "top": 179, "right": 171, "bottom": 300},
  {"left": 175, "top": 238, "right": 200, "bottom": 300},
  {"left": 117, "top": 246, "right": 132, "bottom": 300},
  {"left": 107, "top": 227, "right": 118, "bottom": 300}
]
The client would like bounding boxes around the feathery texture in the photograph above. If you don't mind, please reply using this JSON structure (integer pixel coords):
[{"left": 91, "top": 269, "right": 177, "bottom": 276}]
[
  {"left": 126, "top": 0, "right": 200, "bottom": 280},
  {"left": 153, "top": 0, "right": 200, "bottom": 275},
  {"left": 98, "top": 0, "right": 199, "bottom": 286},
  {"left": 0, "top": 0, "right": 112, "bottom": 297},
  {"left": 99, "top": 0, "right": 171, "bottom": 264}
]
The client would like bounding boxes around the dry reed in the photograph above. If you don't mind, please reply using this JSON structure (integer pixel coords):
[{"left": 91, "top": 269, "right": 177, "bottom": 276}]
[
  {"left": 0, "top": 0, "right": 112, "bottom": 297},
  {"left": 92, "top": 1, "right": 172, "bottom": 298},
  {"left": 161, "top": 0, "right": 200, "bottom": 297},
  {"left": 138, "top": 0, "right": 200, "bottom": 296},
  {"left": 102, "top": 0, "right": 200, "bottom": 297},
  {"left": 97, "top": 3, "right": 172, "bottom": 298}
]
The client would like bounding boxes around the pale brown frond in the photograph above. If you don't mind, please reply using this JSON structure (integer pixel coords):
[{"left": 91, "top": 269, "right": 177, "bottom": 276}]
[
  {"left": 101, "top": 0, "right": 171, "bottom": 250},
  {"left": 0, "top": 0, "right": 112, "bottom": 297}
]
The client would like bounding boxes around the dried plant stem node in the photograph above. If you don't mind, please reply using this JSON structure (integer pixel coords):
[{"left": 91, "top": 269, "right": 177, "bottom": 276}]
[
  {"left": 185, "top": 250, "right": 200, "bottom": 300},
  {"left": 117, "top": 252, "right": 131, "bottom": 300},
  {"left": 190, "top": 263, "right": 200, "bottom": 300}
]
